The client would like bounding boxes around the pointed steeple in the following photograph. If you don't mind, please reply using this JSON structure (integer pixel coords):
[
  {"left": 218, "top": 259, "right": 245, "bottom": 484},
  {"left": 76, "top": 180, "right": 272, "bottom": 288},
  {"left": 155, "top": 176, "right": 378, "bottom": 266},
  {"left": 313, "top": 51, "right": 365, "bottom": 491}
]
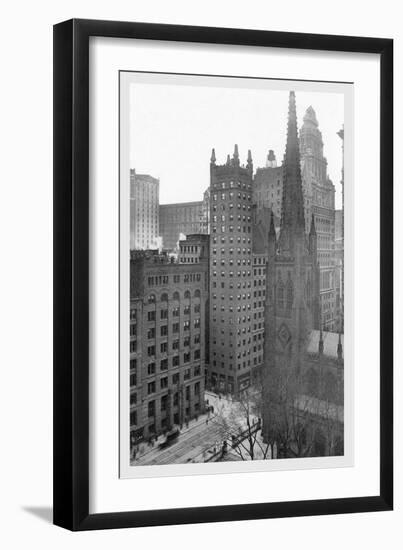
[
  {"left": 269, "top": 209, "right": 276, "bottom": 238},
  {"left": 210, "top": 148, "right": 216, "bottom": 164},
  {"left": 226, "top": 154, "right": 231, "bottom": 165},
  {"left": 278, "top": 91, "right": 306, "bottom": 255},
  {"left": 268, "top": 210, "right": 277, "bottom": 261}
]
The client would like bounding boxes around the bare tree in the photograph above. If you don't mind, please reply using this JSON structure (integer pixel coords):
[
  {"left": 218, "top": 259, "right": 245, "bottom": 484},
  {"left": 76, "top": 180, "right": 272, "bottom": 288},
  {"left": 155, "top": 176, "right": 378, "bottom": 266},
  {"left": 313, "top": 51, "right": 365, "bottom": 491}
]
[{"left": 214, "top": 386, "right": 272, "bottom": 461}]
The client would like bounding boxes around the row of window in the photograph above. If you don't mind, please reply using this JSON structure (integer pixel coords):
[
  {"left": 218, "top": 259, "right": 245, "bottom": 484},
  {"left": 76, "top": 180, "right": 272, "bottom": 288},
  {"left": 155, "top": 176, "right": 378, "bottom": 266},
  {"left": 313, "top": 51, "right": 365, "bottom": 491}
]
[
  {"left": 130, "top": 362, "right": 202, "bottom": 390},
  {"left": 212, "top": 270, "right": 252, "bottom": 278},
  {"left": 147, "top": 375, "right": 202, "bottom": 398},
  {"left": 212, "top": 281, "right": 252, "bottom": 289},
  {"left": 212, "top": 259, "right": 251, "bottom": 267},
  {"left": 146, "top": 289, "right": 201, "bottom": 304},
  {"left": 211, "top": 180, "right": 251, "bottom": 192},
  {"left": 212, "top": 237, "right": 251, "bottom": 245},
  {"left": 147, "top": 273, "right": 202, "bottom": 287},
  {"left": 145, "top": 330, "right": 200, "bottom": 354},
  {"left": 212, "top": 203, "right": 251, "bottom": 212},
  {"left": 145, "top": 304, "right": 200, "bottom": 322},
  {"left": 211, "top": 225, "right": 251, "bottom": 234},
  {"left": 212, "top": 215, "right": 251, "bottom": 223},
  {"left": 212, "top": 248, "right": 251, "bottom": 255}
]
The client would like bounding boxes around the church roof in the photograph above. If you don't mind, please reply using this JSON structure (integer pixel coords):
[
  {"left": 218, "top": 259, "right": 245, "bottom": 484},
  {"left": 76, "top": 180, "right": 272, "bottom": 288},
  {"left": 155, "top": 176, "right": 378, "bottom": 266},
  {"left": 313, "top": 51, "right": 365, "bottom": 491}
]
[{"left": 307, "top": 330, "right": 344, "bottom": 359}]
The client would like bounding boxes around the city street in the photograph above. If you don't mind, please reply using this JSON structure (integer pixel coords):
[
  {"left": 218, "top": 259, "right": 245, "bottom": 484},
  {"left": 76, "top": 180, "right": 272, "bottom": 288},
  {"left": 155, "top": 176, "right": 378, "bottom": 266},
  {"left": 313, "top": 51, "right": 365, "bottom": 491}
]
[{"left": 132, "top": 391, "right": 270, "bottom": 465}]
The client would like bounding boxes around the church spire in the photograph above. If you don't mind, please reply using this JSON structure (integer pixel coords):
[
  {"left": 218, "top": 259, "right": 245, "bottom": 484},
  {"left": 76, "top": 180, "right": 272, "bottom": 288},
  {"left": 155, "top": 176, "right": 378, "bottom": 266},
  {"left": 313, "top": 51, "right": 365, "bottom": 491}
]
[
  {"left": 278, "top": 91, "right": 306, "bottom": 255},
  {"left": 210, "top": 148, "right": 216, "bottom": 164}
]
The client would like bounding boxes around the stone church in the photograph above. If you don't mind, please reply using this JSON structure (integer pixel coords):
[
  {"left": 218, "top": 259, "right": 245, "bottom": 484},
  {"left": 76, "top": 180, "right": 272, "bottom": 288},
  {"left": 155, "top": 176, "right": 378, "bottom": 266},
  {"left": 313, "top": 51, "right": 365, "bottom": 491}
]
[{"left": 262, "top": 91, "right": 344, "bottom": 458}]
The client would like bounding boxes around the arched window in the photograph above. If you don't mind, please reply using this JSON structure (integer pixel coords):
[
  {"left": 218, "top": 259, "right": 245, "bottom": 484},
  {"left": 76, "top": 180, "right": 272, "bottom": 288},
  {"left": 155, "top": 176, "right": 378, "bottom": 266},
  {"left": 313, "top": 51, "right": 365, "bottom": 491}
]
[
  {"left": 184, "top": 290, "right": 191, "bottom": 300},
  {"left": 148, "top": 294, "right": 156, "bottom": 304},
  {"left": 173, "top": 291, "right": 180, "bottom": 301},
  {"left": 277, "top": 279, "right": 284, "bottom": 310},
  {"left": 161, "top": 293, "right": 168, "bottom": 302},
  {"left": 194, "top": 289, "right": 201, "bottom": 298},
  {"left": 286, "top": 277, "right": 294, "bottom": 310}
]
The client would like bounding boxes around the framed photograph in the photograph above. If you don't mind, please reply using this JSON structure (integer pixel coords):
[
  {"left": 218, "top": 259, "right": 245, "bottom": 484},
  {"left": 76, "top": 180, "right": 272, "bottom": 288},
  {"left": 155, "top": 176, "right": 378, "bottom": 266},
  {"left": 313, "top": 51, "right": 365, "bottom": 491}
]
[{"left": 53, "top": 19, "right": 393, "bottom": 530}]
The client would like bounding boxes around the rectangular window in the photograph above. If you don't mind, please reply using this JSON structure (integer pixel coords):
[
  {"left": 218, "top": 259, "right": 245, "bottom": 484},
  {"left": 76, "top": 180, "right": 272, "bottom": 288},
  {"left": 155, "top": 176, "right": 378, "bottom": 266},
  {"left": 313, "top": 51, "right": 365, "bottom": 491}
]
[
  {"left": 147, "top": 363, "right": 156, "bottom": 375},
  {"left": 130, "top": 358, "right": 137, "bottom": 370},
  {"left": 173, "top": 307, "right": 179, "bottom": 317},
  {"left": 147, "top": 381, "right": 156, "bottom": 394},
  {"left": 160, "top": 325, "right": 168, "bottom": 337},
  {"left": 130, "top": 411, "right": 137, "bottom": 426},
  {"left": 130, "top": 373, "right": 137, "bottom": 387},
  {"left": 173, "top": 355, "right": 180, "bottom": 367},
  {"left": 194, "top": 349, "right": 201, "bottom": 360},
  {"left": 130, "top": 324, "right": 137, "bottom": 336},
  {"left": 161, "top": 394, "right": 168, "bottom": 411},
  {"left": 172, "top": 373, "right": 179, "bottom": 385},
  {"left": 184, "top": 368, "right": 191, "bottom": 380},
  {"left": 147, "top": 327, "right": 155, "bottom": 339},
  {"left": 194, "top": 318, "right": 200, "bottom": 328},
  {"left": 160, "top": 358, "right": 168, "bottom": 371},
  {"left": 172, "top": 339, "right": 179, "bottom": 350},
  {"left": 184, "top": 320, "right": 190, "bottom": 331},
  {"left": 173, "top": 323, "right": 179, "bottom": 333},
  {"left": 147, "top": 311, "right": 156, "bottom": 322},
  {"left": 130, "top": 392, "right": 137, "bottom": 406},
  {"left": 160, "top": 309, "right": 168, "bottom": 320},
  {"left": 148, "top": 400, "right": 155, "bottom": 417},
  {"left": 130, "top": 341, "right": 136, "bottom": 353},
  {"left": 147, "top": 345, "right": 155, "bottom": 357},
  {"left": 160, "top": 376, "right": 168, "bottom": 389},
  {"left": 184, "top": 352, "right": 191, "bottom": 364}
]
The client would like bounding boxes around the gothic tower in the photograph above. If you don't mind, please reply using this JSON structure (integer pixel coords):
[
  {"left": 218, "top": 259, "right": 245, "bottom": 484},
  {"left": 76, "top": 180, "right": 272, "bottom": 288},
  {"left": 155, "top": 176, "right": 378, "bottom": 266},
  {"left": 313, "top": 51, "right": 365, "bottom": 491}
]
[
  {"left": 263, "top": 91, "right": 320, "bottom": 442},
  {"left": 208, "top": 145, "right": 254, "bottom": 393}
]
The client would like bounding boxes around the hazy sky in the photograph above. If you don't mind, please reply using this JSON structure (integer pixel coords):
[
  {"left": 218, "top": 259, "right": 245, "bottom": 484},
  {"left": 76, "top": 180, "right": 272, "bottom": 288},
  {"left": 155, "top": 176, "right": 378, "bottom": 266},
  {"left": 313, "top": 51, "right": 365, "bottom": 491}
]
[{"left": 129, "top": 76, "right": 345, "bottom": 209}]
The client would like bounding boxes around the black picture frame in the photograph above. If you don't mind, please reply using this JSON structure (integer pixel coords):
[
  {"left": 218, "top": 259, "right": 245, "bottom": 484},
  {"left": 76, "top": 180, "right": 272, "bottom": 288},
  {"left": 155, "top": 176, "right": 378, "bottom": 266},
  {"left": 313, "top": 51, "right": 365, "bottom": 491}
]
[{"left": 53, "top": 18, "right": 393, "bottom": 531}]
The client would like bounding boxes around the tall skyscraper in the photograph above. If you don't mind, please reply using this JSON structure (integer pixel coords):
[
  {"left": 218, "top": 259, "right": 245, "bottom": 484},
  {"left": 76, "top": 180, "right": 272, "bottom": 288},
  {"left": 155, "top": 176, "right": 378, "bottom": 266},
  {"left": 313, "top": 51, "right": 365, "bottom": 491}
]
[
  {"left": 130, "top": 169, "right": 160, "bottom": 250},
  {"left": 300, "top": 107, "right": 337, "bottom": 330},
  {"left": 159, "top": 201, "right": 207, "bottom": 251},
  {"left": 208, "top": 146, "right": 254, "bottom": 393}
]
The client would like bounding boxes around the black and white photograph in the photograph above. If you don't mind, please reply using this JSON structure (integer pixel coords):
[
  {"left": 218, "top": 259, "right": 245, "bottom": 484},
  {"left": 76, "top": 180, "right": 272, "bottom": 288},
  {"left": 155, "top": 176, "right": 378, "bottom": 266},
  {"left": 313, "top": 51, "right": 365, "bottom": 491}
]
[{"left": 122, "top": 73, "right": 349, "bottom": 471}]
